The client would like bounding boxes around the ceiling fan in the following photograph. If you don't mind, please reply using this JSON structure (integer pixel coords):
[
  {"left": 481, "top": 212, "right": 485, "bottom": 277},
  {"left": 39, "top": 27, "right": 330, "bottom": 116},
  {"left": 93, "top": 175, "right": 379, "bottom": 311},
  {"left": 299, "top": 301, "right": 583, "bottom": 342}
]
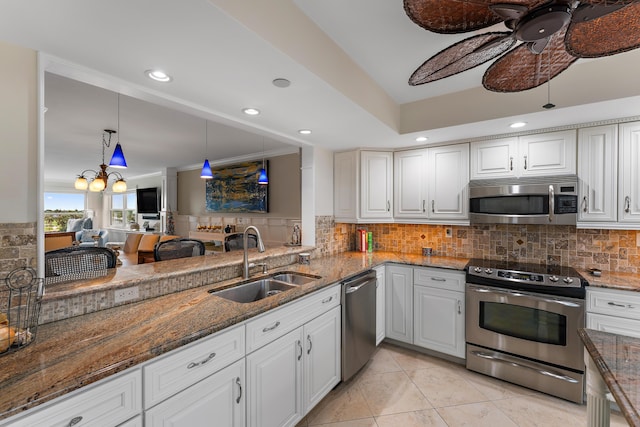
[{"left": 404, "top": 0, "right": 640, "bottom": 92}]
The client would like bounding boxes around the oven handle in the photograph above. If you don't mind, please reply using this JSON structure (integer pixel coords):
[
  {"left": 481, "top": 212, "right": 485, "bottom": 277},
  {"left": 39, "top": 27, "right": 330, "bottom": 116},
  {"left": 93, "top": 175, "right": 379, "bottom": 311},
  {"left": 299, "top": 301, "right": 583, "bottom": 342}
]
[
  {"left": 467, "top": 285, "right": 582, "bottom": 308},
  {"left": 470, "top": 350, "right": 580, "bottom": 384}
]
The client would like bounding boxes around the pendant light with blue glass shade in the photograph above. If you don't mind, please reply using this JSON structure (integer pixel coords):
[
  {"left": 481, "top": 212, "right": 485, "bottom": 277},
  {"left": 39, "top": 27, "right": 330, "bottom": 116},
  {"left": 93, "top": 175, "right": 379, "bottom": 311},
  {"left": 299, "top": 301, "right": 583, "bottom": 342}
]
[
  {"left": 201, "top": 120, "right": 213, "bottom": 179},
  {"left": 258, "top": 137, "right": 268, "bottom": 185},
  {"left": 109, "top": 94, "right": 127, "bottom": 168}
]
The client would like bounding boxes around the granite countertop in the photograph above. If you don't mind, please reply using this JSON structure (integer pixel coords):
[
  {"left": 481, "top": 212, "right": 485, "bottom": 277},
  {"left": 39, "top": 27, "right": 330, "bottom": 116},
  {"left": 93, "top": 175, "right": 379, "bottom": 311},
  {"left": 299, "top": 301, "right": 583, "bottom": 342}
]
[
  {"left": 0, "top": 251, "right": 466, "bottom": 421},
  {"left": 579, "top": 328, "right": 640, "bottom": 427},
  {"left": 577, "top": 268, "right": 640, "bottom": 292}
]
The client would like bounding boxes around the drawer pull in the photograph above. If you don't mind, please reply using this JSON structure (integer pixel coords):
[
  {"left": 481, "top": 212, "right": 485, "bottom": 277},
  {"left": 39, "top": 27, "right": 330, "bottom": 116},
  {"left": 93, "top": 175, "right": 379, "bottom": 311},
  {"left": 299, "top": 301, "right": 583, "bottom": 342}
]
[
  {"left": 321, "top": 296, "right": 333, "bottom": 304},
  {"left": 235, "top": 377, "right": 242, "bottom": 404},
  {"left": 297, "top": 340, "right": 303, "bottom": 361},
  {"left": 263, "top": 321, "right": 281, "bottom": 333},
  {"left": 69, "top": 416, "right": 83, "bottom": 426},
  {"left": 608, "top": 301, "right": 635, "bottom": 309},
  {"left": 430, "top": 277, "right": 446, "bottom": 282},
  {"left": 187, "top": 352, "right": 216, "bottom": 369}
]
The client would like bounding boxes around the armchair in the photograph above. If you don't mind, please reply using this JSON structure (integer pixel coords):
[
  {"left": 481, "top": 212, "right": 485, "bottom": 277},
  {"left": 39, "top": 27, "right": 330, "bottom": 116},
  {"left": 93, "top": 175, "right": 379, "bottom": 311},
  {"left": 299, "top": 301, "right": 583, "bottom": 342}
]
[{"left": 75, "top": 229, "right": 109, "bottom": 247}]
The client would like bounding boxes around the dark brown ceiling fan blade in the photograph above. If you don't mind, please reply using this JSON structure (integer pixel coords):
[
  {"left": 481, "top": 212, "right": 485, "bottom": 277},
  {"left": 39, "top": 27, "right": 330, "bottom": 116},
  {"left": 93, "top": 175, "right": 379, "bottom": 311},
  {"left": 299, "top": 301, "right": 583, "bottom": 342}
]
[
  {"left": 409, "top": 32, "right": 515, "bottom": 85},
  {"left": 565, "top": 1, "right": 640, "bottom": 58},
  {"left": 483, "top": 28, "right": 577, "bottom": 92},
  {"left": 403, "top": 0, "right": 503, "bottom": 34}
]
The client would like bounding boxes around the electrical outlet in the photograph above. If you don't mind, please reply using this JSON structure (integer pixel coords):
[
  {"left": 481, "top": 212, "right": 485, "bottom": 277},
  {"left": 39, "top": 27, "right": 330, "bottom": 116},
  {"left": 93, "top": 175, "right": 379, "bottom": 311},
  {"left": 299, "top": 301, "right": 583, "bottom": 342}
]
[
  {"left": 445, "top": 228, "right": 452, "bottom": 238},
  {"left": 114, "top": 286, "right": 139, "bottom": 303}
]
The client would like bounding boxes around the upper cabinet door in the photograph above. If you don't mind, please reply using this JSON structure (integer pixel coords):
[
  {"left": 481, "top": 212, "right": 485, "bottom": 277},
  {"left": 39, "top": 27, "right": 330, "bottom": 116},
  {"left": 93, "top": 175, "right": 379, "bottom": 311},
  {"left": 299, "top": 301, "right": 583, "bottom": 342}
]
[
  {"left": 360, "top": 151, "right": 393, "bottom": 219},
  {"left": 470, "top": 138, "right": 518, "bottom": 180},
  {"left": 428, "top": 143, "right": 469, "bottom": 220},
  {"left": 578, "top": 125, "right": 618, "bottom": 223},
  {"left": 519, "top": 130, "right": 576, "bottom": 177},
  {"left": 394, "top": 149, "right": 428, "bottom": 218},
  {"left": 619, "top": 121, "right": 640, "bottom": 223}
]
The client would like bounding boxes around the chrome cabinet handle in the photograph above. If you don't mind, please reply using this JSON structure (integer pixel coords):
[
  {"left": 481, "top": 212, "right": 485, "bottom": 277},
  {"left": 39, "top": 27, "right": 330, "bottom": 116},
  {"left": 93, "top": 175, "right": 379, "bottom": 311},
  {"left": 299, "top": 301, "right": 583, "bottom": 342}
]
[
  {"left": 509, "top": 156, "right": 513, "bottom": 171},
  {"left": 548, "top": 184, "right": 555, "bottom": 223},
  {"left": 263, "top": 321, "right": 280, "bottom": 333},
  {"left": 69, "top": 416, "right": 83, "bottom": 426},
  {"left": 582, "top": 196, "right": 587, "bottom": 212},
  {"left": 523, "top": 155, "right": 527, "bottom": 170},
  {"left": 387, "top": 200, "right": 390, "bottom": 212},
  {"left": 625, "top": 196, "right": 631, "bottom": 213},
  {"left": 422, "top": 199, "right": 426, "bottom": 213},
  {"left": 321, "top": 296, "right": 333, "bottom": 304},
  {"left": 608, "top": 301, "right": 635, "bottom": 309},
  {"left": 187, "top": 352, "right": 216, "bottom": 369},
  {"left": 431, "top": 200, "right": 435, "bottom": 213},
  {"left": 307, "top": 335, "right": 312, "bottom": 354},
  {"left": 236, "top": 377, "right": 242, "bottom": 404},
  {"left": 457, "top": 300, "right": 462, "bottom": 315},
  {"left": 297, "top": 340, "right": 303, "bottom": 360},
  {"left": 430, "top": 277, "right": 446, "bottom": 282}
]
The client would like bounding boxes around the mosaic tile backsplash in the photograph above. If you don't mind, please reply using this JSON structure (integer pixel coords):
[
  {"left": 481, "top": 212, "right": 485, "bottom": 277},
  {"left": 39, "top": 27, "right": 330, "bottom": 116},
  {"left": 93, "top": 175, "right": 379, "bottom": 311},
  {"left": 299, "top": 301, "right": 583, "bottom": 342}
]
[{"left": 334, "top": 222, "right": 640, "bottom": 273}]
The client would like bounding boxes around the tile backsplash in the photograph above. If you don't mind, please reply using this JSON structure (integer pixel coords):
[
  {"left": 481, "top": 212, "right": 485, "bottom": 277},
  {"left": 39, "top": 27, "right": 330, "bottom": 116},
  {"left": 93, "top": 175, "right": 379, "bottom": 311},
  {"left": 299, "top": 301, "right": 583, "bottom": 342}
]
[{"left": 332, "top": 222, "right": 640, "bottom": 273}]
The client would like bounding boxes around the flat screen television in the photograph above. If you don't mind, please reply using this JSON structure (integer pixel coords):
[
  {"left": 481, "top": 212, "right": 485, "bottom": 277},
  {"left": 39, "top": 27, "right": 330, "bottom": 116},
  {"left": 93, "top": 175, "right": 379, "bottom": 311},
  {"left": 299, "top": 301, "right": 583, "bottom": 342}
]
[{"left": 136, "top": 187, "right": 160, "bottom": 214}]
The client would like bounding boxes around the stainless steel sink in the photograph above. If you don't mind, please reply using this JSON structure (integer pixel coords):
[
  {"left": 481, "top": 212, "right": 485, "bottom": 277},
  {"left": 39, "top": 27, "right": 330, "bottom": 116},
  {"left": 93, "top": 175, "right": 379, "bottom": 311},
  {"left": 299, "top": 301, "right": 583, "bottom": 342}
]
[
  {"left": 210, "top": 279, "right": 296, "bottom": 304},
  {"left": 269, "top": 272, "right": 320, "bottom": 286}
]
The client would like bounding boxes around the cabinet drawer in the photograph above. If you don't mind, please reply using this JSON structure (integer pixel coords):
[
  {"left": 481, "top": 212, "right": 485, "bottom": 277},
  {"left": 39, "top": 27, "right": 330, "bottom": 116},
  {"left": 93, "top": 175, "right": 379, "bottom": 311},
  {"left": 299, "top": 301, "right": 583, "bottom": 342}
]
[
  {"left": 587, "top": 313, "right": 640, "bottom": 339},
  {"left": 143, "top": 324, "right": 244, "bottom": 409},
  {"left": 413, "top": 267, "right": 465, "bottom": 292},
  {"left": 587, "top": 288, "right": 640, "bottom": 320},
  {"left": 246, "top": 284, "right": 340, "bottom": 353},
  {"left": 1, "top": 369, "right": 141, "bottom": 427}
]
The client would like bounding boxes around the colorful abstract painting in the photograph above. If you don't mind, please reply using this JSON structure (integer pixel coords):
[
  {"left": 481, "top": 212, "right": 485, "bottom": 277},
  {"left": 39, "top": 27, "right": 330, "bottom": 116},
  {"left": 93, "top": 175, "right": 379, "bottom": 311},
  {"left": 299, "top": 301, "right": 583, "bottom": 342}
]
[{"left": 205, "top": 160, "right": 268, "bottom": 213}]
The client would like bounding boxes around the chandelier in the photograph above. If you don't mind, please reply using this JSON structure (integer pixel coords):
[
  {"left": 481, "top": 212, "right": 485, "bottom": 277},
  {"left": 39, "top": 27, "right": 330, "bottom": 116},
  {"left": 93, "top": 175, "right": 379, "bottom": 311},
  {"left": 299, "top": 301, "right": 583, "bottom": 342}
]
[{"left": 74, "top": 129, "right": 128, "bottom": 192}]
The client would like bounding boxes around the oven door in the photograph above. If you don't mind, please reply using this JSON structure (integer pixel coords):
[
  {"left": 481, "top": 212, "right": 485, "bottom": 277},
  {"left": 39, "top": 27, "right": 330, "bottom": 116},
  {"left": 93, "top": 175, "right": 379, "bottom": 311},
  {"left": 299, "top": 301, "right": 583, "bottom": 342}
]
[{"left": 466, "top": 284, "right": 585, "bottom": 371}]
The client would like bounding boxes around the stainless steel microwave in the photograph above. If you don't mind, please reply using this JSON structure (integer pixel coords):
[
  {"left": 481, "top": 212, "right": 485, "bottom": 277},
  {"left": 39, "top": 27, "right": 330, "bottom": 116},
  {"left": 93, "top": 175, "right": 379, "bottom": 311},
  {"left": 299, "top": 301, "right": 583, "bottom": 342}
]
[{"left": 469, "top": 175, "right": 578, "bottom": 225}]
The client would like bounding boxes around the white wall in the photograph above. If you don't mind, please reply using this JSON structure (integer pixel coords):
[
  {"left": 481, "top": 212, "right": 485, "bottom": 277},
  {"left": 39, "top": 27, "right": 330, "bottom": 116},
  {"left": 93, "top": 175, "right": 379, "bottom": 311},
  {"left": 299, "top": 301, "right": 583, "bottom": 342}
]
[{"left": 0, "top": 41, "right": 37, "bottom": 222}]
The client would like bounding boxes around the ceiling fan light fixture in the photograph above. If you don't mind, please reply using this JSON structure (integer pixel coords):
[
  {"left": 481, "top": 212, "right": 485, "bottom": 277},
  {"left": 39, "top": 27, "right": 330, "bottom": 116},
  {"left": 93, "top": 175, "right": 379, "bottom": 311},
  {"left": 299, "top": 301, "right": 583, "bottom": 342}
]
[{"left": 514, "top": 4, "right": 571, "bottom": 42}]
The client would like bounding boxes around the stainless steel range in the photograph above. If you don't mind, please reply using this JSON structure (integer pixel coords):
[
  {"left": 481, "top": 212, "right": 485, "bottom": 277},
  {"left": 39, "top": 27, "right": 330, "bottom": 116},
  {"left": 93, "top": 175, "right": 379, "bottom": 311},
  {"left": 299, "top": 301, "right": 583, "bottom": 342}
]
[{"left": 465, "top": 259, "right": 588, "bottom": 403}]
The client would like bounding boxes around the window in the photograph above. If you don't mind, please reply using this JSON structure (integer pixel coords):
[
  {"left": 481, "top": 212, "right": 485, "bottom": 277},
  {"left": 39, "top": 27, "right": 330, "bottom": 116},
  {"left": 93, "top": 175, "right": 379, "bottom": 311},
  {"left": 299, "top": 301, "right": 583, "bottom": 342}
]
[
  {"left": 44, "top": 192, "right": 85, "bottom": 232},
  {"left": 110, "top": 192, "right": 137, "bottom": 227}
]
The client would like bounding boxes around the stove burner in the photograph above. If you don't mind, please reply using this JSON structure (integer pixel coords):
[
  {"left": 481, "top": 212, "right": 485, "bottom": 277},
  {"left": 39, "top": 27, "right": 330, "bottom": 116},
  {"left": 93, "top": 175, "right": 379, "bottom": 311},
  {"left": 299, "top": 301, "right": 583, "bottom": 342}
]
[{"left": 466, "top": 258, "right": 587, "bottom": 299}]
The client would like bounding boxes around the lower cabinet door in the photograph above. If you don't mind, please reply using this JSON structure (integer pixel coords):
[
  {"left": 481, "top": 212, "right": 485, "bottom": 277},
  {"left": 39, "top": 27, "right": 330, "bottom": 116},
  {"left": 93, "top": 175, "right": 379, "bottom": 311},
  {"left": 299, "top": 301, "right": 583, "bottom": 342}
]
[
  {"left": 414, "top": 286, "right": 465, "bottom": 358},
  {"left": 385, "top": 264, "right": 413, "bottom": 343},
  {"left": 145, "top": 359, "right": 245, "bottom": 427},
  {"left": 247, "top": 327, "right": 304, "bottom": 427},
  {"left": 303, "top": 306, "right": 341, "bottom": 413},
  {"left": 375, "top": 266, "right": 386, "bottom": 346}
]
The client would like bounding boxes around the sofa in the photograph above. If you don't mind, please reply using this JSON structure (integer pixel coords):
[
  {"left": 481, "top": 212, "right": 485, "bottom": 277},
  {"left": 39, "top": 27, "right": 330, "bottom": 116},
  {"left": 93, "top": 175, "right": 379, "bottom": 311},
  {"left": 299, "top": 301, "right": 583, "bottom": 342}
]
[{"left": 75, "top": 229, "right": 109, "bottom": 247}]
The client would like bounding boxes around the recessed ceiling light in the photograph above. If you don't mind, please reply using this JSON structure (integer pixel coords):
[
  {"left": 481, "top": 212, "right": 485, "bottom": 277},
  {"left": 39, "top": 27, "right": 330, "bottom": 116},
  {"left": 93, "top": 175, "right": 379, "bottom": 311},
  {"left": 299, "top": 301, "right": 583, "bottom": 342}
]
[
  {"left": 415, "top": 136, "right": 428, "bottom": 142},
  {"left": 242, "top": 108, "right": 261, "bottom": 116},
  {"left": 510, "top": 121, "right": 527, "bottom": 128},
  {"left": 273, "top": 78, "right": 291, "bottom": 88},
  {"left": 298, "top": 129, "right": 312, "bottom": 135},
  {"left": 145, "top": 69, "right": 172, "bottom": 83}
]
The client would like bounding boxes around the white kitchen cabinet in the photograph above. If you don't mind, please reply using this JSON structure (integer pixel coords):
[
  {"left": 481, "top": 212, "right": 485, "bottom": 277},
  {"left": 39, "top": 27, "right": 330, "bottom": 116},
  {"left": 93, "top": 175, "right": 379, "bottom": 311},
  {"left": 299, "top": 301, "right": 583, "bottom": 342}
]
[
  {"left": 471, "top": 131, "right": 576, "bottom": 179},
  {"left": 428, "top": 143, "right": 469, "bottom": 220},
  {"left": 374, "top": 265, "right": 386, "bottom": 345},
  {"left": 470, "top": 137, "right": 518, "bottom": 179},
  {"left": 518, "top": 130, "right": 576, "bottom": 177},
  {"left": 394, "top": 148, "right": 428, "bottom": 218},
  {"left": 578, "top": 125, "right": 618, "bottom": 223},
  {"left": 145, "top": 359, "right": 245, "bottom": 427},
  {"left": 385, "top": 264, "right": 413, "bottom": 344},
  {"left": 0, "top": 368, "right": 141, "bottom": 427},
  {"left": 360, "top": 151, "right": 393, "bottom": 219},
  {"left": 413, "top": 267, "right": 465, "bottom": 358},
  {"left": 246, "top": 287, "right": 341, "bottom": 427},
  {"left": 334, "top": 150, "right": 393, "bottom": 222},
  {"left": 587, "top": 287, "right": 640, "bottom": 339},
  {"left": 619, "top": 121, "right": 640, "bottom": 223}
]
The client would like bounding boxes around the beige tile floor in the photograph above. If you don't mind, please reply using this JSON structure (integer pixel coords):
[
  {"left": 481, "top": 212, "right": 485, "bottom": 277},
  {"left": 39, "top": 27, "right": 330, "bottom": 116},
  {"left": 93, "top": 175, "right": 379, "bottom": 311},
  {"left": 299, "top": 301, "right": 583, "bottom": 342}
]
[{"left": 297, "top": 343, "right": 630, "bottom": 427}]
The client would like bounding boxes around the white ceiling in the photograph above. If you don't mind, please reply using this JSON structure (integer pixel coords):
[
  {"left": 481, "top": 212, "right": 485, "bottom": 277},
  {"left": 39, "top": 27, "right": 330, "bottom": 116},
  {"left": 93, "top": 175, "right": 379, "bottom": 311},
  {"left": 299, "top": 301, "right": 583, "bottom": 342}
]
[{"left": 1, "top": 0, "right": 640, "bottom": 184}]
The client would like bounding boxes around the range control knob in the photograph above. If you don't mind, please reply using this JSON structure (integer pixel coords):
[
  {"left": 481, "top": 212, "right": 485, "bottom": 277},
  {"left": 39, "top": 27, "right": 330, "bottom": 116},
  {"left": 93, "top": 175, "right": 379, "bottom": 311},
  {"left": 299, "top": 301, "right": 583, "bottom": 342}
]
[
  {"left": 484, "top": 268, "right": 493, "bottom": 274},
  {"left": 563, "top": 277, "right": 574, "bottom": 284},
  {"left": 549, "top": 275, "right": 559, "bottom": 283},
  {"left": 473, "top": 267, "right": 482, "bottom": 273}
]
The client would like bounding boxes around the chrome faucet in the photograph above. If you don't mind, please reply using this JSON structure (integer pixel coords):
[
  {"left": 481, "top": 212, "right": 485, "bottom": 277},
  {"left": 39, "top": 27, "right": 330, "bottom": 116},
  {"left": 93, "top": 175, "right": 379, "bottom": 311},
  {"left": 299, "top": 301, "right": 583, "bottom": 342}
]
[{"left": 243, "top": 225, "right": 266, "bottom": 279}]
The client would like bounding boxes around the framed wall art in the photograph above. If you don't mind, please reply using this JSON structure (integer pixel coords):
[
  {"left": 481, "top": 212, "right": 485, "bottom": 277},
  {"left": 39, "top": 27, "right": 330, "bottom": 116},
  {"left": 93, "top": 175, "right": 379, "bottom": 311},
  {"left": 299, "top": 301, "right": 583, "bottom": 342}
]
[{"left": 205, "top": 160, "right": 268, "bottom": 213}]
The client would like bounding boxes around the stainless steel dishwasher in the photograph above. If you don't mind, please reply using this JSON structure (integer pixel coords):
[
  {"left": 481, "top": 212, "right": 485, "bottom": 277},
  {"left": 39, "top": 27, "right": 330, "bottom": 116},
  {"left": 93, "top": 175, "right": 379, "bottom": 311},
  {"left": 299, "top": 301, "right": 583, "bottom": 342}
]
[{"left": 342, "top": 270, "right": 377, "bottom": 381}]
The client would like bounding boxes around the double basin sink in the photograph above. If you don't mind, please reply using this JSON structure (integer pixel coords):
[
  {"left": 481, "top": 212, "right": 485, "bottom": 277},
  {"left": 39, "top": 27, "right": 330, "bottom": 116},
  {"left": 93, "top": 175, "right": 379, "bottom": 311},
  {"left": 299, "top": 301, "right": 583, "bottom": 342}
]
[{"left": 209, "top": 272, "right": 321, "bottom": 303}]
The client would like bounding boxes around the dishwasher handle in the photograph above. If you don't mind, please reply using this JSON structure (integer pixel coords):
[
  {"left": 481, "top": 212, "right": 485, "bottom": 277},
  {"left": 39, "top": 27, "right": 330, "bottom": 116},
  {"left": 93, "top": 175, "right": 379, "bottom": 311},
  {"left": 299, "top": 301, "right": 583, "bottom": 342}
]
[{"left": 343, "top": 271, "right": 376, "bottom": 294}]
